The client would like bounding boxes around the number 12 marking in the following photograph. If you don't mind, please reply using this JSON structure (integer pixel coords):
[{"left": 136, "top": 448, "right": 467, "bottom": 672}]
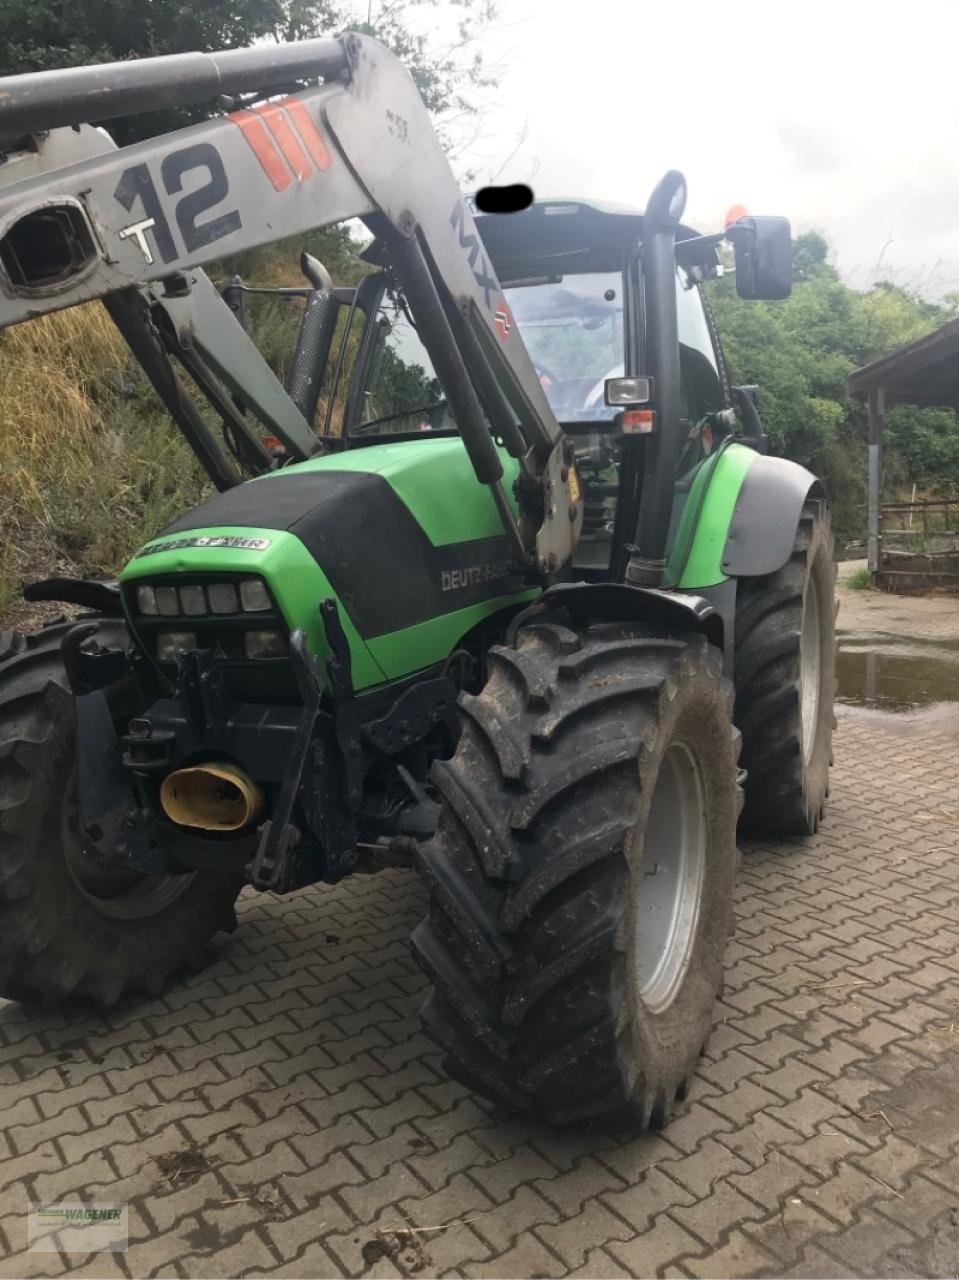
[{"left": 114, "top": 143, "right": 241, "bottom": 266}]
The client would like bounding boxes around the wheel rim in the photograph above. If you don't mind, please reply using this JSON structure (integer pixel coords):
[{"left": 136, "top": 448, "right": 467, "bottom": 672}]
[
  {"left": 633, "top": 741, "right": 706, "bottom": 1014},
  {"left": 800, "top": 573, "right": 823, "bottom": 765},
  {"left": 62, "top": 782, "right": 195, "bottom": 921}
]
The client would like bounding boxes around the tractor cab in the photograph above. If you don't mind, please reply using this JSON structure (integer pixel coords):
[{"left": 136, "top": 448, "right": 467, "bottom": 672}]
[
  {"left": 481, "top": 199, "right": 730, "bottom": 576},
  {"left": 338, "top": 198, "right": 732, "bottom": 577}
]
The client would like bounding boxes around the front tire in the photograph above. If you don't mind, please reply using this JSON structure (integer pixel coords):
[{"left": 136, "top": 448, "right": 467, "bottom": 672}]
[
  {"left": 0, "top": 622, "right": 243, "bottom": 1007},
  {"left": 734, "top": 500, "right": 836, "bottom": 836},
  {"left": 412, "top": 616, "right": 740, "bottom": 1127}
]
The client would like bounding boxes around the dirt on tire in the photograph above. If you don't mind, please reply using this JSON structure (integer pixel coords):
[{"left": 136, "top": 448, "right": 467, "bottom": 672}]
[{"left": 412, "top": 614, "right": 740, "bottom": 1127}]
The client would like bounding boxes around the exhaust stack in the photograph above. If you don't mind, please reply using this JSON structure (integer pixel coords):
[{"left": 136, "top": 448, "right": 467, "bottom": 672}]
[{"left": 160, "top": 762, "right": 263, "bottom": 832}]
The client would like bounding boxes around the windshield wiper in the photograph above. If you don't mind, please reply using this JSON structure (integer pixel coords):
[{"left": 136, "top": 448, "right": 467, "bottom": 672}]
[{"left": 355, "top": 399, "right": 447, "bottom": 432}]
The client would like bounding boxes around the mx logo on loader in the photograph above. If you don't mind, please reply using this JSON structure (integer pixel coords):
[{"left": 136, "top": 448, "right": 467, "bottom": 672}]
[{"left": 450, "top": 200, "right": 498, "bottom": 311}]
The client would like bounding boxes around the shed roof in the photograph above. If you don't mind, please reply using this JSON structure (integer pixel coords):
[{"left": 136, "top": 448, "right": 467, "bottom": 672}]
[{"left": 849, "top": 316, "right": 959, "bottom": 409}]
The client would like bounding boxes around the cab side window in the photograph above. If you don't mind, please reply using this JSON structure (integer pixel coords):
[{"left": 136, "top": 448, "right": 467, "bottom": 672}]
[
  {"left": 356, "top": 295, "right": 447, "bottom": 435},
  {"left": 676, "top": 275, "right": 724, "bottom": 423}
]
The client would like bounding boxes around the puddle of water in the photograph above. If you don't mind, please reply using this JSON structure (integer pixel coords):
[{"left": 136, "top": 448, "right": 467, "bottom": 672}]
[{"left": 837, "top": 636, "right": 959, "bottom": 711}]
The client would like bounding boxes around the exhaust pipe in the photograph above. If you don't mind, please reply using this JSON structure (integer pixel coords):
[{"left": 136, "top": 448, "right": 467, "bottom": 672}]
[
  {"left": 626, "top": 169, "right": 688, "bottom": 588},
  {"left": 160, "top": 762, "right": 263, "bottom": 832}
]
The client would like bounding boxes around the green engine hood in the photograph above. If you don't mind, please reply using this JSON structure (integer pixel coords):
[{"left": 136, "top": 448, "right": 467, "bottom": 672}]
[{"left": 120, "top": 437, "right": 536, "bottom": 690}]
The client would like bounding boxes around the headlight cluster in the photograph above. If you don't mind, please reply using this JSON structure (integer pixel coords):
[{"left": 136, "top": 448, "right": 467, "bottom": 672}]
[
  {"left": 137, "top": 578, "right": 271, "bottom": 617},
  {"left": 155, "top": 629, "right": 286, "bottom": 661},
  {"left": 134, "top": 577, "right": 287, "bottom": 664}
]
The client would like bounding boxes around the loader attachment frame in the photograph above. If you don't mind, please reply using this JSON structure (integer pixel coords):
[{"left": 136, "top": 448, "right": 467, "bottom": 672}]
[{"left": 0, "top": 34, "right": 580, "bottom": 572}]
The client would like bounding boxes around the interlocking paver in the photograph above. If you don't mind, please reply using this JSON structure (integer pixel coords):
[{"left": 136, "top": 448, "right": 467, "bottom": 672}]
[
  {"left": 599, "top": 1168, "right": 696, "bottom": 1232},
  {"left": 821, "top": 1209, "right": 917, "bottom": 1273},
  {"left": 704, "top": 1078, "right": 784, "bottom": 1127},
  {"left": 470, "top": 1183, "right": 559, "bottom": 1255},
  {"left": 656, "top": 1101, "right": 733, "bottom": 1155},
  {"left": 533, "top": 1200, "right": 634, "bottom": 1271},
  {"left": 1, "top": 582, "right": 958, "bottom": 1278},
  {"left": 766, "top": 1088, "right": 845, "bottom": 1138},
  {"left": 800, "top": 1163, "right": 890, "bottom": 1227},
  {"left": 463, "top": 1236, "right": 564, "bottom": 1278},
  {"left": 852, "top": 1134, "right": 929, "bottom": 1190},
  {"left": 402, "top": 1131, "right": 497, "bottom": 1192},
  {"left": 669, "top": 1179, "right": 767, "bottom": 1248},
  {"left": 718, "top": 1110, "right": 803, "bottom": 1169},
  {"left": 566, "top": 1244, "right": 633, "bottom": 1278},
  {"left": 780, "top": 1126, "right": 872, "bottom": 1179},
  {"left": 606, "top": 1213, "right": 705, "bottom": 1278},
  {"left": 681, "top": 1226, "right": 780, "bottom": 1278},
  {"left": 658, "top": 1137, "right": 752, "bottom": 1199},
  {"left": 744, "top": 1198, "right": 841, "bottom": 1267},
  {"left": 728, "top": 1148, "right": 819, "bottom": 1214},
  {"left": 469, "top": 1146, "right": 559, "bottom": 1204}
]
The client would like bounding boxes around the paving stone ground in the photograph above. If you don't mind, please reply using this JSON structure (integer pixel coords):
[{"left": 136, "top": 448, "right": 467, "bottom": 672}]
[
  {"left": 837, "top": 560, "right": 959, "bottom": 642},
  {"left": 1, "top": 585, "right": 958, "bottom": 1279}
]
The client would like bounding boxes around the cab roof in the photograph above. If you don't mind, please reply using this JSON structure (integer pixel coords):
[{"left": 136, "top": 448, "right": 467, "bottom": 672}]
[{"left": 474, "top": 197, "right": 707, "bottom": 282}]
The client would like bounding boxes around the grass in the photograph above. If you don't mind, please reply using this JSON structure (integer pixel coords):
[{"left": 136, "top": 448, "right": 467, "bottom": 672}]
[
  {"left": 0, "top": 231, "right": 372, "bottom": 624},
  {"left": 0, "top": 303, "right": 209, "bottom": 617},
  {"left": 847, "top": 567, "right": 873, "bottom": 590}
]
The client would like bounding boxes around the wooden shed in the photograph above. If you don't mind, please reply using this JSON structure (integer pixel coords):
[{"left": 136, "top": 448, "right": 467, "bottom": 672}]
[{"left": 849, "top": 319, "right": 959, "bottom": 590}]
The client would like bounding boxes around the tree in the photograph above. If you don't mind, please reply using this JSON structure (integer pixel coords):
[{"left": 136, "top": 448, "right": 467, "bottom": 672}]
[
  {"left": 706, "top": 234, "right": 959, "bottom": 544},
  {"left": 792, "top": 230, "right": 831, "bottom": 283},
  {"left": 0, "top": 0, "right": 498, "bottom": 145}
]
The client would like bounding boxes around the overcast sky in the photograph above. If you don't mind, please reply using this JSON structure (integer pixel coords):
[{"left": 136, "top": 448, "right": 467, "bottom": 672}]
[{"left": 453, "top": 0, "right": 959, "bottom": 298}]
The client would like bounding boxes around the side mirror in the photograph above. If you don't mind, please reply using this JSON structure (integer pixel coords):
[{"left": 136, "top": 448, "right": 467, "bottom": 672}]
[{"left": 727, "top": 216, "right": 792, "bottom": 300}]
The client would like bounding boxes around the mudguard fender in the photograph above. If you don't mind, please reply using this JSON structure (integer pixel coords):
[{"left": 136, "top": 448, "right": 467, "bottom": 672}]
[
  {"left": 509, "top": 581, "right": 725, "bottom": 651},
  {"left": 721, "top": 455, "right": 823, "bottom": 578}
]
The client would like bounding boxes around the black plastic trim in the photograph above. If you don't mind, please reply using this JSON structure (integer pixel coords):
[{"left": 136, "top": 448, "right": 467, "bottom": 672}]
[
  {"left": 722, "top": 455, "right": 821, "bottom": 577},
  {"left": 24, "top": 577, "right": 123, "bottom": 615}
]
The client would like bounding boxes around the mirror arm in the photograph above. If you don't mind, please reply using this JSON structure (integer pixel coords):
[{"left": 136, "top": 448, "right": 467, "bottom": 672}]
[{"left": 678, "top": 230, "right": 726, "bottom": 254}]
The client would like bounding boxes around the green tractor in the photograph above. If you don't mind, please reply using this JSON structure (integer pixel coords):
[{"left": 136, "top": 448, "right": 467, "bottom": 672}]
[{"left": 0, "top": 34, "right": 834, "bottom": 1127}]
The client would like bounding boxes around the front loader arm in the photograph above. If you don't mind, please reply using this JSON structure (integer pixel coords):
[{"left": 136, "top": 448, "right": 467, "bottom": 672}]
[{"left": 0, "top": 34, "right": 581, "bottom": 572}]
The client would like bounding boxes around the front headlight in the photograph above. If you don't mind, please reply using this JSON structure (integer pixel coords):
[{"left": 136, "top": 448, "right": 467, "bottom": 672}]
[
  {"left": 157, "top": 632, "right": 197, "bottom": 662},
  {"left": 137, "top": 585, "right": 158, "bottom": 615},
  {"left": 208, "top": 583, "right": 238, "bottom": 614},
  {"left": 244, "top": 630, "right": 286, "bottom": 660},
  {"left": 179, "top": 585, "right": 208, "bottom": 616},
  {"left": 155, "top": 586, "right": 179, "bottom": 616},
  {"left": 239, "top": 579, "right": 271, "bottom": 612}
]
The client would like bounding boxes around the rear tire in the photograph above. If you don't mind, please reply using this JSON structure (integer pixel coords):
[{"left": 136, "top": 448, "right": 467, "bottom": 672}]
[
  {"left": 0, "top": 621, "right": 243, "bottom": 1007},
  {"left": 412, "top": 616, "right": 740, "bottom": 1127},
  {"left": 734, "top": 500, "right": 836, "bottom": 836}
]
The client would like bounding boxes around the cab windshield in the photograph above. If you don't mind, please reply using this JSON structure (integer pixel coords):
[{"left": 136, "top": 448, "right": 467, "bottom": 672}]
[
  {"left": 504, "top": 271, "right": 624, "bottom": 422},
  {"left": 352, "top": 271, "right": 625, "bottom": 437}
]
